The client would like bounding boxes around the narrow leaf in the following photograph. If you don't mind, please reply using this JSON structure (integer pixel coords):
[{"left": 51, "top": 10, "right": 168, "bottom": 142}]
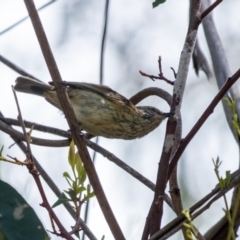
[{"left": 52, "top": 193, "right": 71, "bottom": 208}]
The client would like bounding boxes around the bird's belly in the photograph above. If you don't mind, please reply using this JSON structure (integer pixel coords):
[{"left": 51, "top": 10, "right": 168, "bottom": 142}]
[{"left": 71, "top": 101, "right": 141, "bottom": 139}]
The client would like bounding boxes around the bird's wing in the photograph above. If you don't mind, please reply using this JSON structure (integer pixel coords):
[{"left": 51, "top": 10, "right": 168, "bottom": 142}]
[{"left": 63, "top": 82, "right": 133, "bottom": 106}]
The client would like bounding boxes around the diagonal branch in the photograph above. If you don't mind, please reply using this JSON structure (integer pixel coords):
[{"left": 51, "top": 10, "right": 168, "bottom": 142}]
[
  {"left": 23, "top": 1, "right": 125, "bottom": 239},
  {"left": 168, "top": 68, "right": 240, "bottom": 179},
  {"left": 0, "top": 0, "right": 57, "bottom": 36},
  {"left": 0, "top": 54, "right": 40, "bottom": 80}
]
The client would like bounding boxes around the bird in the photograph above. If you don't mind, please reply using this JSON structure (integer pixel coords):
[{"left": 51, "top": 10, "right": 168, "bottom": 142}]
[{"left": 14, "top": 76, "right": 171, "bottom": 140}]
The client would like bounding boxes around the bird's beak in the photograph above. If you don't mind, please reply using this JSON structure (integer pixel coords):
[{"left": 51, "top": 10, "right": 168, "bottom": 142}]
[{"left": 162, "top": 112, "right": 174, "bottom": 117}]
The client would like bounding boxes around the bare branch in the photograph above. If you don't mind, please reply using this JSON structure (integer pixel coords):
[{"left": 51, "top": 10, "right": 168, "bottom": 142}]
[
  {"left": 201, "top": 0, "right": 222, "bottom": 20},
  {"left": 0, "top": 55, "right": 40, "bottom": 80},
  {"left": 23, "top": 1, "right": 125, "bottom": 239},
  {"left": 168, "top": 68, "right": 240, "bottom": 179},
  {"left": 139, "top": 57, "right": 175, "bottom": 85},
  {"left": 147, "top": 1, "right": 202, "bottom": 237}
]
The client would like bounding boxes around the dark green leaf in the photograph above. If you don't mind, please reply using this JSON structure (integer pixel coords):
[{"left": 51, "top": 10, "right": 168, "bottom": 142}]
[
  {"left": 152, "top": 0, "right": 166, "bottom": 8},
  {"left": 0, "top": 180, "right": 48, "bottom": 240},
  {"left": 52, "top": 192, "right": 71, "bottom": 208},
  {"left": 219, "top": 177, "right": 225, "bottom": 188},
  {"left": 65, "top": 189, "right": 77, "bottom": 202},
  {"left": 225, "top": 171, "right": 231, "bottom": 185}
]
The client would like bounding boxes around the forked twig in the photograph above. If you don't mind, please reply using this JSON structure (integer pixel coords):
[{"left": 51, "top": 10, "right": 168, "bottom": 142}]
[{"left": 139, "top": 56, "right": 175, "bottom": 85}]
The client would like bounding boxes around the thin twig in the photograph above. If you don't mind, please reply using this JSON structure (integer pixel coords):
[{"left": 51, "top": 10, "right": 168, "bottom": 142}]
[
  {"left": 12, "top": 87, "right": 33, "bottom": 159},
  {"left": 99, "top": 0, "right": 109, "bottom": 85},
  {"left": 139, "top": 56, "right": 175, "bottom": 85},
  {"left": 1, "top": 155, "right": 28, "bottom": 165},
  {"left": 201, "top": 0, "right": 222, "bottom": 19},
  {"left": 0, "top": 55, "right": 40, "bottom": 81},
  {"left": 11, "top": 88, "right": 74, "bottom": 239},
  {"left": 0, "top": 0, "right": 57, "bottom": 36}
]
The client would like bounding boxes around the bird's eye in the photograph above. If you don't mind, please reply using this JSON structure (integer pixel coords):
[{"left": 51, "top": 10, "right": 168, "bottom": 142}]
[{"left": 143, "top": 113, "right": 151, "bottom": 119}]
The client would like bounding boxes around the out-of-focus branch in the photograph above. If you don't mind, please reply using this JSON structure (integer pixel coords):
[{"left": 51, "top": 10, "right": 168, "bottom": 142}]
[
  {"left": 0, "top": 0, "right": 57, "bottom": 36},
  {"left": 0, "top": 55, "right": 40, "bottom": 81},
  {"left": 99, "top": 0, "right": 109, "bottom": 85},
  {"left": 202, "top": 0, "right": 240, "bottom": 143},
  {"left": 192, "top": 39, "right": 212, "bottom": 79},
  {"left": 201, "top": 0, "right": 240, "bottom": 238},
  {"left": 191, "top": 0, "right": 222, "bottom": 79}
]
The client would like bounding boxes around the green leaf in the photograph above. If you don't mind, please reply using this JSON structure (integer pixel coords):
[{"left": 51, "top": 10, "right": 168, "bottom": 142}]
[
  {"left": 63, "top": 171, "right": 72, "bottom": 180},
  {"left": 152, "top": 0, "right": 166, "bottom": 8},
  {"left": 76, "top": 186, "right": 86, "bottom": 195},
  {"left": 45, "top": 235, "right": 51, "bottom": 240},
  {"left": 225, "top": 171, "right": 231, "bottom": 185},
  {"left": 52, "top": 192, "right": 71, "bottom": 208},
  {"left": 216, "top": 156, "right": 221, "bottom": 166},
  {"left": 78, "top": 167, "right": 87, "bottom": 185},
  {"left": 83, "top": 184, "right": 95, "bottom": 202},
  {"left": 0, "top": 180, "right": 48, "bottom": 239},
  {"left": 63, "top": 172, "right": 73, "bottom": 187},
  {"left": 65, "top": 189, "right": 77, "bottom": 202},
  {"left": 72, "top": 181, "right": 77, "bottom": 192},
  {"left": 75, "top": 152, "right": 83, "bottom": 174},
  {"left": 219, "top": 177, "right": 225, "bottom": 188},
  {"left": 83, "top": 192, "right": 95, "bottom": 202},
  {"left": 224, "top": 97, "right": 232, "bottom": 107},
  {"left": 68, "top": 140, "right": 76, "bottom": 168}
]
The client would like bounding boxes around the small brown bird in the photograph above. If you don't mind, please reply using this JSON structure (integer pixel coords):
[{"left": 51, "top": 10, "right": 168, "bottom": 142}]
[{"left": 14, "top": 76, "right": 171, "bottom": 140}]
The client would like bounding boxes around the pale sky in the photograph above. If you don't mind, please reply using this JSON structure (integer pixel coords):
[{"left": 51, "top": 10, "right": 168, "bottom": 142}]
[{"left": 0, "top": 0, "right": 240, "bottom": 239}]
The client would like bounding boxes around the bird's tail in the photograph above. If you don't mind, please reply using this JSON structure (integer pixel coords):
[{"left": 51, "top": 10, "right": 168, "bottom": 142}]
[{"left": 14, "top": 76, "right": 54, "bottom": 97}]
